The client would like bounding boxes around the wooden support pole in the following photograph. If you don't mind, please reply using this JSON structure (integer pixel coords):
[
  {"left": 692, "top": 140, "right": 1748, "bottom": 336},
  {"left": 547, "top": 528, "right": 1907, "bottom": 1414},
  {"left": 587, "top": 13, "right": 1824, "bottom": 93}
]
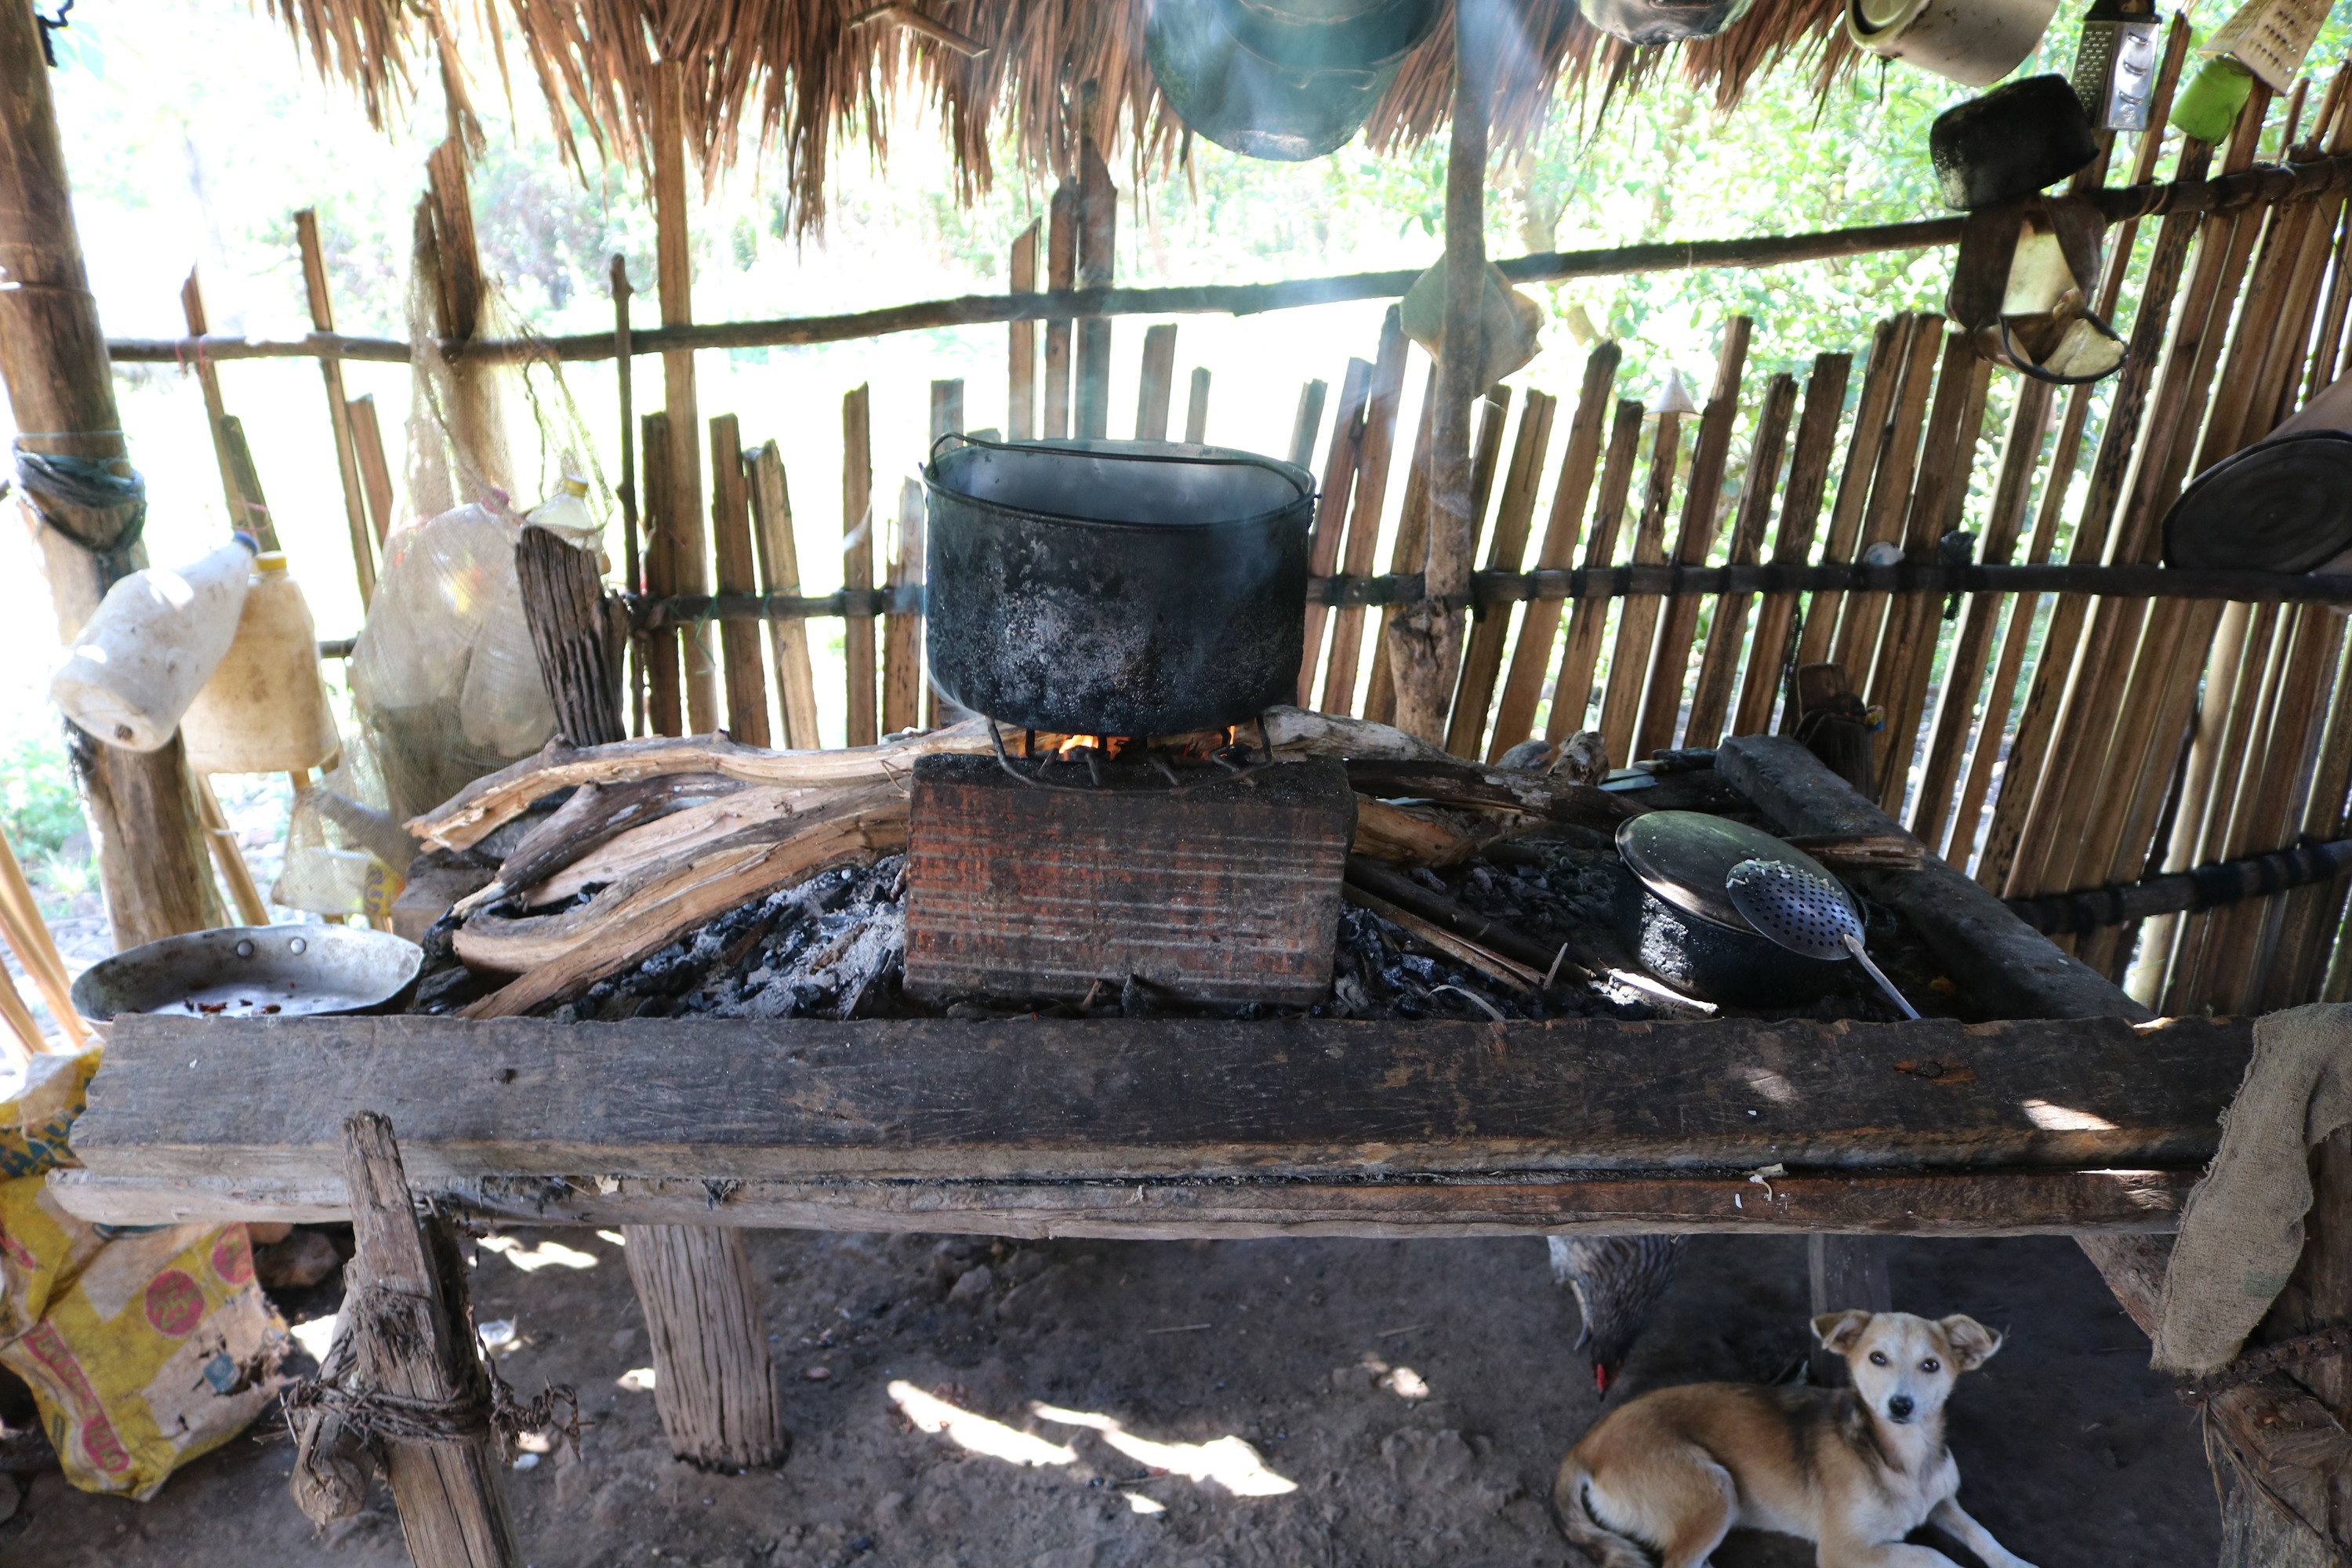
[
  {"left": 652, "top": 61, "right": 717, "bottom": 735},
  {"left": 1320, "top": 309, "right": 1408, "bottom": 716},
  {"left": 1186, "top": 366, "right": 1214, "bottom": 445},
  {"left": 1074, "top": 138, "right": 1115, "bottom": 441},
  {"left": 1007, "top": 218, "right": 1040, "bottom": 441},
  {"left": 708, "top": 415, "right": 770, "bottom": 747},
  {"left": 341, "top": 1112, "right": 521, "bottom": 1568},
  {"left": 347, "top": 394, "right": 396, "bottom": 545},
  {"left": 1544, "top": 398, "right": 1646, "bottom": 747},
  {"left": 419, "top": 139, "right": 508, "bottom": 506},
  {"left": 1446, "top": 388, "right": 1556, "bottom": 758},
  {"left": 194, "top": 773, "right": 269, "bottom": 927},
  {"left": 1596, "top": 412, "right": 1682, "bottom": 764},
  {"left": 177, "top": 268, "right": 250, "bottom": 529},
  {"left": 1044, "top": 184, "right": 1076, "bottom": 440},
  {"left": 908, "top": 382, "right": 956, "bottom": 728},
  {"left": 842, "top": 384, "right": 877, "bottom": 747},
  {"left": 622, "top": 1224, "right": 788, "bottom": 1470},
  {"left": 1134, "top": 323, "right": 1176, "bottom": 440},
  {"left": 1297, "top": 360, "right": 1370, "bottom": 706},
  {"left": 1794, "top": 318, "right": 1904, "bottom": 676},
  {"left": 1685, "top": 371, "right": 1798, "bottom": 750},
  {"left": 1385, "top": 0, "right": 1493, "bottom": 745},
  {"left": 612, "top": 257, "right": 645, "bottom": 737},
  {"left": 1288, "top": 379, "right": 1328, "bottom": 467},
  {"left": 639, "top": 412, "right": 681, "bottom": 736},
  {"left": 0, "top": 0, "right": 223, "bottom": 951},
  {"left": 1730, "top": 354, "right": 1849, "bottom": 741},
  {"left": 294, "top": 209, "right": 378, "bottom": 605},
  {"left": 746, "top": 441, "right": 821, "bottom": 749}
]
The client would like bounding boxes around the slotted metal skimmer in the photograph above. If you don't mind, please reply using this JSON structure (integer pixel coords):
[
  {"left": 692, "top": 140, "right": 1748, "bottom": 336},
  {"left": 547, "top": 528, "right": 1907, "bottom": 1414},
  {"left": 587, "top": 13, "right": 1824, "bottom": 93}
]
[{"left": 1724, "top": 858, "right": 1919, "bottom": 1020}]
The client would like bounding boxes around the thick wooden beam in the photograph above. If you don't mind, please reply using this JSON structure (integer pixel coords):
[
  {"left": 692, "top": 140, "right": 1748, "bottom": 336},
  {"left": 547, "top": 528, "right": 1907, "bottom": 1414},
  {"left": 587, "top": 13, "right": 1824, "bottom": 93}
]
[
  {"left": 0, "top": 0, "right": 223, "bottom": 950},
  {"left": 60, "top": 1013, "right": 2245, "bottom": 1233}
]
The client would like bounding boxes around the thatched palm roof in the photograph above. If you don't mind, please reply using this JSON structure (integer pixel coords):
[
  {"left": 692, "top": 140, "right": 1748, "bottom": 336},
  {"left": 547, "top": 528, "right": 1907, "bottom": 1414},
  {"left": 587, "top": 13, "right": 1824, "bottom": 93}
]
[{"left": 262, "top": 0, "right": 1857, "bottom": 229}]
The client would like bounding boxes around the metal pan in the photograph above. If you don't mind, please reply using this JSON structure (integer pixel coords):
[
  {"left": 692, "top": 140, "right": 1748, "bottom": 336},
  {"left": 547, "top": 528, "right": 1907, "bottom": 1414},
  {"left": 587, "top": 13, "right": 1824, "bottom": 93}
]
[{"left": 71, "top": 924, "right": 423, "bottom": 1022}]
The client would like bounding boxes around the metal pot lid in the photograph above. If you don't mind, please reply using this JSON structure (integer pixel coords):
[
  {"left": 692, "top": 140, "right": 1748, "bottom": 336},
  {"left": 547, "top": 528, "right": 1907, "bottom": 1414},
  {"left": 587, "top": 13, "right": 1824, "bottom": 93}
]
[
  {"left": 1613, "top": 811, "right": 1853, "bottom": 934},
  {"left": 2163, "top": 430, "right": 2352, "bottom": 572}
]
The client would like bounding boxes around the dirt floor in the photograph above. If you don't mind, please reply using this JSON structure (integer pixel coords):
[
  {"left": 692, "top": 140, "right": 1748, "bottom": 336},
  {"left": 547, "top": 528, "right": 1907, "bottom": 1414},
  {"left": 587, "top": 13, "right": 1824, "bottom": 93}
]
[{"left": 1, "top": 1226, "right": 2215, "bottom": 1568}]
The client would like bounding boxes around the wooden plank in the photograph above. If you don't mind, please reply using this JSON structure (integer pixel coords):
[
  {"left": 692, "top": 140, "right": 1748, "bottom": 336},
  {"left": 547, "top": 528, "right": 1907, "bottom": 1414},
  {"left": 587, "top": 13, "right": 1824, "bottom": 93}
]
[
  {"left": 56, "top": 1165, "right": 2198, "bottom": 1240},
  {"left": 1075, "top": 137, "right": 1115, "bottom": 440},
  {"left": 707, "top": 415, "right": 769, "bottom": 747},
  {"left": 842, "top": 383, "right": 876, "bottom": 747},
  {"left": 639, "top": 412, "right": 681, "bottom": 736},
  {"left": 1007, "top": 218, "right": 1039, "bottom": 440},
  {"left": 1044, "top": 183, "right": 1075, "bottom": 439},
  {"left": 1634, "top": 317, "right": 1751, "bottom": 757},
  {"left": 347, "top": 394, "right": 397, "bottom": 545},
  {"left": 746, "top": 441, "right": 821, "bottom": 750},
  {"left": 1187, "top": 366, "right": 1214, "bottom": 445},
  {"left": 1286, "top": 377, "right": 1325, "bottom": 466},
  {"left": 1296, "top": 358, "right": 1372, "bottom": 705},
  {"left": 1446, "top": 387, "right": 1555, "bottom": 758},
  {"left": 1320, "top": 314, "right": 1410, "bottom": 716},
  {"left": 1492, "top": 343, "right": 1620, "bottom": 758},
  {"left": 1596, "top": 410, "right": 1682, "bottom": 764},
  {"left": 293, "top": 209, "right": 378, "bottom": 605},
  {"left": 1685, "top": 372, "right": 1797, "bottom": 749},
  {"left": 1134, "top": 322, "right": 1176, "bottom": 440},
  {"left": 72, "top": 1011, "right": 2239, "bottom": 1192},
  {"left": 1545, "top": 399, "right": 1646, "bottom": 746}
]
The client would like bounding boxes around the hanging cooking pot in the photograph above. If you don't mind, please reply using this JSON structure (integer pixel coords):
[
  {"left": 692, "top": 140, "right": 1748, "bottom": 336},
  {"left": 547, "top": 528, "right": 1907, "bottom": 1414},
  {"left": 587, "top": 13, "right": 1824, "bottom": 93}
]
[
  {"left": 1613, "top": 811, "right": 1857, "bottom": 1006},
  {"left": 1848, "top": 0, "right": 2063, "bottom": 86},
  {"left": 2165, "top": 365, "right": 2352, "bottom": 573},
  {"left": 924, "top": 437, "right": 1314, "bottom": 737},
  {"left": 1146, "top": 0, "right": 1439, "bottom": 161},
  {"left": 1580, "top": 0, "right": 1756, "bottom": 46}
]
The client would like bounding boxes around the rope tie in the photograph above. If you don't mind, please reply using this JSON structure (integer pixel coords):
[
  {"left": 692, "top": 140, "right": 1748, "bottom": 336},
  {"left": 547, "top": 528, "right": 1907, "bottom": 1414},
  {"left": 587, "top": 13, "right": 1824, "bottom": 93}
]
[{"left": 9, "top": 441, "right": 146, "bottom": 587}]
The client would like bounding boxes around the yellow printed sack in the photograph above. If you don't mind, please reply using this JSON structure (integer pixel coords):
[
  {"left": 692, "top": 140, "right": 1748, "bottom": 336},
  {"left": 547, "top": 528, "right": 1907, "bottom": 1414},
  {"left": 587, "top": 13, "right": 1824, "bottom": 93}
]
[{"left": 0, "top": 1045, "right": 285, "bottom": 1498}]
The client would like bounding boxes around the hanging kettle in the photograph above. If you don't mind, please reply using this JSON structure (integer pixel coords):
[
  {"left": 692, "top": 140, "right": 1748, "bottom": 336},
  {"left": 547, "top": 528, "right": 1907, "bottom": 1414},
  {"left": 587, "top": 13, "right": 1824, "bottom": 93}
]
[{"left": 1146, "top": 0, "right": 1440, "bottom": 162}]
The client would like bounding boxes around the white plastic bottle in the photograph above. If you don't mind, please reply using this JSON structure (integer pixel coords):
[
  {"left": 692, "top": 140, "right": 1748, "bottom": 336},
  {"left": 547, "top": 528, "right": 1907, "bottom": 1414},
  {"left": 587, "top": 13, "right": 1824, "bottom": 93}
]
[
  {"left": 525, "top": 474, "right": 603, "bottom": 552},
  {"left": 180, "top": 551, "right": 340, "bottom": 774},
  {"left": 50, "top": 536, "right": 256, "bottom": 750}
]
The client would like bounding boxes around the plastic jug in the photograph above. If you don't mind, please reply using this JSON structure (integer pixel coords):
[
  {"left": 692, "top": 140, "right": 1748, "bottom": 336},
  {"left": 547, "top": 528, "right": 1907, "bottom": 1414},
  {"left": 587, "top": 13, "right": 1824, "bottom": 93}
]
[
  {"left": 50, "top": 536, "right": 256, "bottom": 751},
  {"left": 180, "top": 552, "right": 340, "bottom": 774},
  {"left": 524, "top": 474, "right": 603, "bottom": 550}
]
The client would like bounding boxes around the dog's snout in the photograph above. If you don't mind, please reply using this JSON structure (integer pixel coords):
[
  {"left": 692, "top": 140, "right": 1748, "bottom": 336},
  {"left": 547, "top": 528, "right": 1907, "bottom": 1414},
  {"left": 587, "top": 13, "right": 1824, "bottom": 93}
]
[{"left": 1886, "top": 1394, "right": 1915, "bottom": 1422}]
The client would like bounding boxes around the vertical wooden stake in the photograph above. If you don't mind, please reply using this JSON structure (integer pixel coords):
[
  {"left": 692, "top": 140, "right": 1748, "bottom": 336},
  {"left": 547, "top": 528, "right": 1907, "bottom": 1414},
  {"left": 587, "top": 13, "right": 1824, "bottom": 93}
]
[
  {"left": 0, "top": 0, "right": 223, "bottom": 950},
  {"left": 294, "top": 209, "right": 377, "bottom": 605},
  {"left": 1074, "top": 137, "right": 1116, "bottom": 440},
  {"left": 1446, "top": 388, "right": 1558, "bottom": 759},
  {"left": 612, "top": 256, "right": 645, "bottom": 738},
  {"left": 708, "top": 415, "right": 770, "bottom": 747},
  {"left": 746, "top": 442, "right": 822, "bottom": 749},
  {"left": 1321, "top": 310, "right": 1409, "bottom": 717},
  {"left": 341, "top": 1112, "right": 521, "bottom": 1568},
  {"left": 1186, "top": 367, "right": 1214, "bottom": 445},
  {"left": 194, "top": 773, "right": 269, "bottom": 927},
  {"left": 1297, "top": 360, "right": 1373, "bottom": 706},
  {"left": 1008, "top": 218, "right": 1040, "bottom": 441},
  {"left": 514, "top": 528, "right": 626, "bottom": 748},
  {"left": 622, "top": 1225, "right": 787, "bottom": 1471},
  {"left": 347, "top": 394, "right": 397, "bottom": 544},
  {"left": 640, "top": 412, "right": 682, "bottom": 737},
  {"left": 1597, "top": 412, "right": 1684, "bottom": 764},
  {"left": 843, "top": 385, "right": 877, "bottom": 747},
  {"left": 652, "top": 61, "right": 717, "bottom": 734},
  {"left": 177, "top": 268, "right": 250, "bottom": 528},
  {"left": 1287, "top": 379, "right": 1328, "bottom": 469},
  {"left": 218, "top": 416, "right": 281, "bottom": 553},
  {"left": 913, "top": 381, "right": 960, "bottom": 728},
  {"left": 0, "top": 825, "right": 85, "bottom": 1046},
  {"left": 1044, "top": 184, "right": 1076, "bottom": 440},
  {"left": 1134, "top": 324, "right": 1177, "bottom": 441}
]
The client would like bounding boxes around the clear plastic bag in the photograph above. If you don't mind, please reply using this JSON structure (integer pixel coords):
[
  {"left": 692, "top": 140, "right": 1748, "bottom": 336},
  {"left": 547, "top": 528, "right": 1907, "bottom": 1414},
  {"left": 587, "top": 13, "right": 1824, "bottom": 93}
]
[{"left": 349, "top": 501, "right": 556, "bottom": 821}]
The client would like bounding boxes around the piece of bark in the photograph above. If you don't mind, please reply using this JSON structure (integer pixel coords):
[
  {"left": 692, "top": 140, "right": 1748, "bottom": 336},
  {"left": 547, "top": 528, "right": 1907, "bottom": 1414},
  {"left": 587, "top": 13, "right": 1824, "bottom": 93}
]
[{"left": 514, "top": 524, "right": 626, "bottom": 747}]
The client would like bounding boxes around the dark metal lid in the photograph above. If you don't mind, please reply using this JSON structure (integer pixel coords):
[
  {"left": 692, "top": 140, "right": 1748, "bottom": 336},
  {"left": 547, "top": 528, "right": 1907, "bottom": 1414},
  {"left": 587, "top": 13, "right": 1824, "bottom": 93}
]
[
  {"left": 2164, "top": 430, "right": 2352, "bottom": 572},
  {"left": 1613, "top": 811, "right": 1849, "bottom": 934}
]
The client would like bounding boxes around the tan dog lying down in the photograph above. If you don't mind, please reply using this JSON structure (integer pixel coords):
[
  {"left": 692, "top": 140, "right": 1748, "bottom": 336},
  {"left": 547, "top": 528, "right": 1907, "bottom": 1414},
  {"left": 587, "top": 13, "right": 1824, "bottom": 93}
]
[{"left": 1555, "top": 1309, "right": 2034, "bottom": 1568}]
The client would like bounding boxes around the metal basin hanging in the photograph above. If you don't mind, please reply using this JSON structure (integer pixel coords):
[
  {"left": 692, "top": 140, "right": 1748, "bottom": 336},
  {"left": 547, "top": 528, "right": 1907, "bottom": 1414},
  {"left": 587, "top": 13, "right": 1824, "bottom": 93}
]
[
  {"left": 924, "top": 437, "right": 1313, "bottom": 738},
  {"left": 1145, "top": 0, "right": 1439, "bottom": 161}
]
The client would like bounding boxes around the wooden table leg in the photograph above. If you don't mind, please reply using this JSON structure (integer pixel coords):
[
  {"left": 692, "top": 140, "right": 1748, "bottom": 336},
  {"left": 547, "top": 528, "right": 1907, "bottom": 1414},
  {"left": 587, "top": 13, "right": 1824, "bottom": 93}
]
[
  {"left": 622, "top": 1225, "right": 788, "bottom": 1470},
  {"left": 344, "top": 1112, "right": 522, "bottom": 1568},
  {"left": 1809, "top": 1235, "right": 1893, "bottom": 1385}
]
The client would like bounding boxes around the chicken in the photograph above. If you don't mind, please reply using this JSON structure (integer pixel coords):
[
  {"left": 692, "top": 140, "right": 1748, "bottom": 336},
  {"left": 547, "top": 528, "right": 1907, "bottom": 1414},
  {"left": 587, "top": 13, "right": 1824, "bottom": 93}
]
[{"left": 1548, "top": 1234, "right": 1686, "bottom": 1395}]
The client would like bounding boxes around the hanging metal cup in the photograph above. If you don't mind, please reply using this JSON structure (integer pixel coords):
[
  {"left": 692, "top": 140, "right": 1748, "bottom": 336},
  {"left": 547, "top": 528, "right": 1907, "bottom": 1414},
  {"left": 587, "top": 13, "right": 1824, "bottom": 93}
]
[{"left": 1947, "top": 195, "right": 2127, "bottom": 385}]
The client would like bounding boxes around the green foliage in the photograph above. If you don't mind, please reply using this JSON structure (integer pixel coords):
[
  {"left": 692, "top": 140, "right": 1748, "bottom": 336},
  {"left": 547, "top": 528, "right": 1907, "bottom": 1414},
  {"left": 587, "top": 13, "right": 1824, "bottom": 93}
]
[{"left": 0, "top": 732, "right": 86, "bottom": 862}]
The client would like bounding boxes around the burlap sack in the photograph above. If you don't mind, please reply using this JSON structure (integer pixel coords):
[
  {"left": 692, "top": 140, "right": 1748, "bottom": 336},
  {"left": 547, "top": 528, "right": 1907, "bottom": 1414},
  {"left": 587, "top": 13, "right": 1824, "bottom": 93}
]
[{"left": 2154, "top": 1002, "right": 2352, "bottom": 1375}]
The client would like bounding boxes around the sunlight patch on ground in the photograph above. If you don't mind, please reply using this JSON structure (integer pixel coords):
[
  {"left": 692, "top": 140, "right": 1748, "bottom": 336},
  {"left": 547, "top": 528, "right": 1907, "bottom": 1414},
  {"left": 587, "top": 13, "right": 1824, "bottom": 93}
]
[
  {"left": 480, "top": 1235, "right": 601, "bottom": 1272},
  {"left": 618, "top": 1367, "right": 657, "bottom": 1392},
  {"left": 1033, "top": 1403, "right": 1298, "bottom": 1497},
  {"left": 890, "top": 1382, "right": 1075, "bottom": 1467}
]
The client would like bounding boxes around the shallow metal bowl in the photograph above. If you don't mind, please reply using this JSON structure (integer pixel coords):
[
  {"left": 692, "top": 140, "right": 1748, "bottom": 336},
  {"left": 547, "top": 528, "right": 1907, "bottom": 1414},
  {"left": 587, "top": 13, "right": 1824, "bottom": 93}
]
[{"left": 71, "top": 924, "right": 423, "bottom": 1022}]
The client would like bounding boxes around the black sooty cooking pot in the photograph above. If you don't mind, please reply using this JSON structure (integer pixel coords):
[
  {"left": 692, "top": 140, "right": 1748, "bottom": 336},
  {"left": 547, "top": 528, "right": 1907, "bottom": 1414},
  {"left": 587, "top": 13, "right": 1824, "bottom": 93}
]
[{"left": 924, "top": 437, "right": 1314, "bottom": 736}]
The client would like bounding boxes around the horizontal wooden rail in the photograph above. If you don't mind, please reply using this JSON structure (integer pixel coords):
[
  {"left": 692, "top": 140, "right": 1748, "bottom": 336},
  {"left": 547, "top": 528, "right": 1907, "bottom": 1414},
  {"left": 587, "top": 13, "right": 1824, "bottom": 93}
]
[
  {"left": 101, "top": 151, "right": 2352, "bottom": 368},
  {"left": 624, "top": 563, "right": 2352, "bottom": 628},
  {"left": 2007, "top": 836, "right": 2352, "bottom": 935}
]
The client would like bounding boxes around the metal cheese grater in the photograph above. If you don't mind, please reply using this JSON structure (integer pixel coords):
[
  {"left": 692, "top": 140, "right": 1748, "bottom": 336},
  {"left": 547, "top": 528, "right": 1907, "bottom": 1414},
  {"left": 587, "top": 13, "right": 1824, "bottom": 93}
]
[{"left": 2071, "top": 0, "right": 2162, "bottom": 132}]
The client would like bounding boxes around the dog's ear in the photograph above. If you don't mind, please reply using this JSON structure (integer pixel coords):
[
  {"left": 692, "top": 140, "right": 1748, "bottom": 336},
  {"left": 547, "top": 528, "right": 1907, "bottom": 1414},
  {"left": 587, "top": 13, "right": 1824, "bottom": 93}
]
[
  {"left": 1938, "top": 1315, "right": 2002, "bottom": 1371},
  {"left": 1811, "top": 1309, "right": 1872, "bottom": 1354}
]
